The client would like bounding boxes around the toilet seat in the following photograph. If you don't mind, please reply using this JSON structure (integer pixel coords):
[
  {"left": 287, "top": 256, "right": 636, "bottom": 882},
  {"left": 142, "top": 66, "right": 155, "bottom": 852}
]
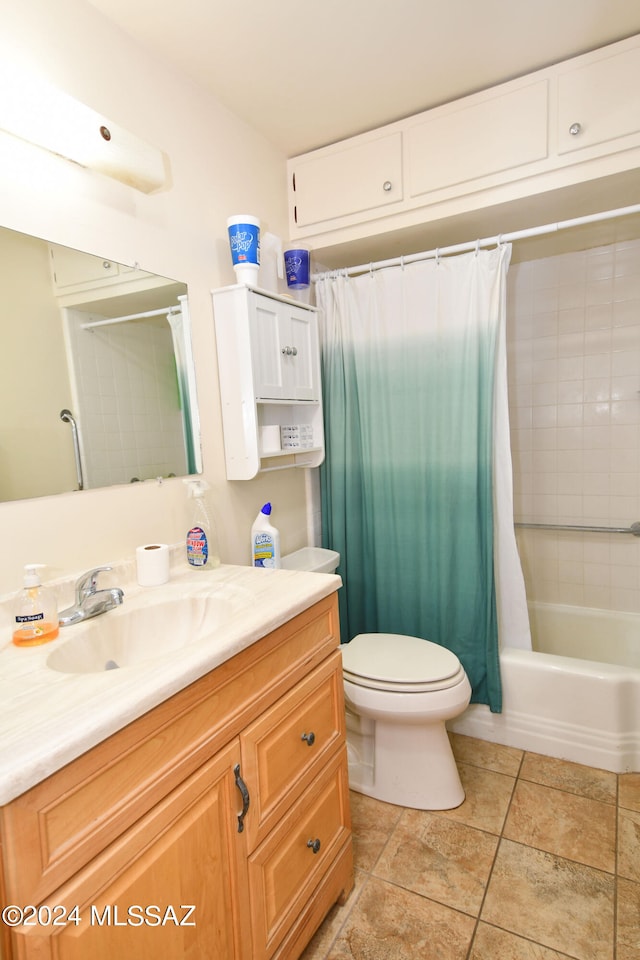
[{"left": 342, "top": 633, "right": 466, "bottom": 693}]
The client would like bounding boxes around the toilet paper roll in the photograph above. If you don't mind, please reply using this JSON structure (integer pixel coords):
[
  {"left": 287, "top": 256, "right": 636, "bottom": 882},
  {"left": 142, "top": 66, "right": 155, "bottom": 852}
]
[
  {"left": 260, "top": 425, "right": 281, "bottom": 454},
  {"left": 136, "top": 543, "right": 170, "bottom": 586}
]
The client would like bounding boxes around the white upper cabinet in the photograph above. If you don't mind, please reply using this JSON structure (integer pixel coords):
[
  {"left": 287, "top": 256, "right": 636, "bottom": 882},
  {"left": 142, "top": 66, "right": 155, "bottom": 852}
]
[
  {"left": 249, "top": 295, "right": 319, "bottom": 401},
  {"left": 212, "top": 285, "right": 324, "bottom": 480},
  {"left": 406, "top": 80, "right": 549, "bottom": 199},
  {"left": 291, "top": 131, "right": 402, "bottom": 228},
  {"left": 287, "top": 35, "right": 640, "bottom": 247},
  {"left": 557, "top": 41, "right": 640, "bottom": 155}
]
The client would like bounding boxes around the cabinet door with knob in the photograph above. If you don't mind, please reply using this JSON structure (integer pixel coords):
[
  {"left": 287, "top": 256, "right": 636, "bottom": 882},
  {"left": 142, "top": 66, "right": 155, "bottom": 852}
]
[
  {"left": 288, "top": 130, "right": 403, "bottom": 230},
  {"left": 557, "top": 40, "right": 640, "bottom": 157},
  {"left": 249, "top": 292, "right": 320, "bottom": 401}
]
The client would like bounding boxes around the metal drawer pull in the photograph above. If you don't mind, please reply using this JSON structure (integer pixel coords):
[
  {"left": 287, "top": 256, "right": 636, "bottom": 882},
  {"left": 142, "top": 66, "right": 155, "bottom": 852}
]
[
  {"left": 234, "top": 764, "right": 250, "bottom": 833},
  {"left": 301, "top": 731, "right": 315, "bottom": 746},
  {"left": 281, "top": 346, "right": 299, "bottom": 356},
  {"left": 307, "top": 838, "right": 321, "bottom": 854},
  {"left": 569, "top": 122, "right": 582, "bottom": 136}
]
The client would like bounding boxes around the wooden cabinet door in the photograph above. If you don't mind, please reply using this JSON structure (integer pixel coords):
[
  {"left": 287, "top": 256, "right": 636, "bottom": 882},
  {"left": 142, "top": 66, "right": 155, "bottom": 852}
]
[
  {"left": 557, "top": 41, "right": 640, "bottom": 156},
  {"left": 249, "top": 294, "right": 319, "bottom": 401},
  {"left": 11, "top": 741, "right": 251, "bottom": 960},
  {"left": 289, "top": 131, "right": 402, "bottom": 228}
]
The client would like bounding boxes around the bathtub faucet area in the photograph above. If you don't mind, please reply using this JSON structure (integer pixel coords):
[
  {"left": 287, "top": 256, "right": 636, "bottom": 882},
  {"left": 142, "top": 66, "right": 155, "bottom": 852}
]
[{"left": 59, "top": 566, "right": 124, "bottom": 627}]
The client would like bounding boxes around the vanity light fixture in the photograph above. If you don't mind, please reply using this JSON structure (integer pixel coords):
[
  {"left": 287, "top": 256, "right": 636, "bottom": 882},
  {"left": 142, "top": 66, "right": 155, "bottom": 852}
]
[{"left": 0, "top": 60, "right": 168, "bottom": 193}]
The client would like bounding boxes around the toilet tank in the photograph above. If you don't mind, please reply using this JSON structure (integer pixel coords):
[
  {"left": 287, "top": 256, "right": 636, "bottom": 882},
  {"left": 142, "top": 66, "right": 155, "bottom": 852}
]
[{"left": 281, "top": 547, "right": 340, "bottom": 574}]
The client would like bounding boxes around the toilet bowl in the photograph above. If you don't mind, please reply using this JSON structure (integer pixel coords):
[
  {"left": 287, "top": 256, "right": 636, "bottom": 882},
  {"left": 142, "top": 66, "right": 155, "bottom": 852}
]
[
  {"left": 342, "top": 633, "right": 471, "bottom": 810},
  {"left": 281, "top": 548, "right": 472, "bottom": 810}
]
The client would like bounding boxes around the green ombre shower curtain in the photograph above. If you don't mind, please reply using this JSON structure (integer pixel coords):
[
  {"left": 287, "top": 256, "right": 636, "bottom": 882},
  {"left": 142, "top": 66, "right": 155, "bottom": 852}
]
[{"left": 317, "top": 245, "right": 530, "bottom": 713}]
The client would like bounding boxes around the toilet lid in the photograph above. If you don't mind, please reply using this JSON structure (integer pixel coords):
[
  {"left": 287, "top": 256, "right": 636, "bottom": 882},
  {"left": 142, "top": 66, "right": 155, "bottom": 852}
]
[{"left": 342, "top": 633, "right": 464, "bottom": 692}]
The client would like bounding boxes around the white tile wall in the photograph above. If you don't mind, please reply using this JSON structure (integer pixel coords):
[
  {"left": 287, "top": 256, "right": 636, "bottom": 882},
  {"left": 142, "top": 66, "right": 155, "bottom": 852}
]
[{"left": 508, "top": 238, "right": 640, "bottom": 612}]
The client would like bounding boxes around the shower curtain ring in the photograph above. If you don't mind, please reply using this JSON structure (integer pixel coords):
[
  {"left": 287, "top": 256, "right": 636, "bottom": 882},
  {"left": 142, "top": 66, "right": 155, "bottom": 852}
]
[
  {"left": 435, "top": 248, "right": 440, "bottom": 265},
  {"left": 475, "top": 240, "right": 480, "bottom": 257}
]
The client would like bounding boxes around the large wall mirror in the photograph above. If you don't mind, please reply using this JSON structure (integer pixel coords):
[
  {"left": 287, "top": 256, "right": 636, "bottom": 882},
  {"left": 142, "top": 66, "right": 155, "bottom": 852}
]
[{"left": 1, "top": 226, "right": 202, "bottom": 503}]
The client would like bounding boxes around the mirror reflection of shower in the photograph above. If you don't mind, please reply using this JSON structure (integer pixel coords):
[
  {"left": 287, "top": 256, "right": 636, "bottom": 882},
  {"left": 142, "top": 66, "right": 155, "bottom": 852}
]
[
  {"left": 63, "top": 298, "right": 194, "bottom": 490},
  {"left": 59, "top": 409, "right": 84, "bottom": 490}
]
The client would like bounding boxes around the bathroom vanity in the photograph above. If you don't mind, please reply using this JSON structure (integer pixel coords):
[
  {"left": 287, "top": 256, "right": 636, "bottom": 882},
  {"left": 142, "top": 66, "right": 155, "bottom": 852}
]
[{"left": 0, "top": 566, "right": 353, "bottom": 959}]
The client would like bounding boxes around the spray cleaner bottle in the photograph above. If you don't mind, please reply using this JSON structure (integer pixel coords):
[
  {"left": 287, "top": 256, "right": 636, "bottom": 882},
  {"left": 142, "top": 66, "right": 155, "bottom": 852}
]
[
  {"left": 184, "top": 479, "right": 220, "bottom": 568},
  {"left": 251, "top": 502, "right": 281, "bottom": 568},
  {"left": 13, "top": 564, "right": 59, "bottom": 646}
]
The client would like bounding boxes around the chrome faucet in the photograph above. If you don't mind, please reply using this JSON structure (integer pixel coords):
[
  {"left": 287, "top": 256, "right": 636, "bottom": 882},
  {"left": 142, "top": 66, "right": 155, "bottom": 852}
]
[{"left": 59, "top": 566, "right": 124, "bottom": 627}]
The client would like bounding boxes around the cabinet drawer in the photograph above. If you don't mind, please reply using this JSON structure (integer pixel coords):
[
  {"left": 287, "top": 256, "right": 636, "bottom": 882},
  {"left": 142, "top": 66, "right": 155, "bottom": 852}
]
[
  {"left": 247, "top": 750, "right": 351, "bottom": 959},
  {"left": 240, "top": 651, "right": 345, "bottom": 848},
  {"left": 1, "top": 594, "right": 340, "bottom": 906}
]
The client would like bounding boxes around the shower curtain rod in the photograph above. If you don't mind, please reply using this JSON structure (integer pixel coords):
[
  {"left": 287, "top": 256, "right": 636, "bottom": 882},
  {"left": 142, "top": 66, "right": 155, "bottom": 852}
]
[
  {"left": 81, "top": 305, "right": 180, "bottom": 330},
  {"left": 311, "top": 201, "right": 640, "bottom": 281}
]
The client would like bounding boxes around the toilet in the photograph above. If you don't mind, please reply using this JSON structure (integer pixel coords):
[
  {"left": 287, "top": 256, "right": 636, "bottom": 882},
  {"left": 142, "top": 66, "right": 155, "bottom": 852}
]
[
  {"left": 342, "top": 633, "right": 471, "bottom": 810},
  {"left": 282, "top": 548, "right": 472, "bottom": 810}
]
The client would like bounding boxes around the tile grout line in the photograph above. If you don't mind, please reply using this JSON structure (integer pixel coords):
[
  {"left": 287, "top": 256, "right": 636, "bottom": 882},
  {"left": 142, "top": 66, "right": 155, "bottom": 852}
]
[{"left": 462, "top": 747, "right": 526, "bottom": 959}]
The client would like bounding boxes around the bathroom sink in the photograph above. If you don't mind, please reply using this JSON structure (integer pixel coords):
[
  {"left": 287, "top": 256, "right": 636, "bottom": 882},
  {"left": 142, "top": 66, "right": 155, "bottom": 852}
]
[{"left": 46, "top": 589, "right": 245, "bottom": 674}]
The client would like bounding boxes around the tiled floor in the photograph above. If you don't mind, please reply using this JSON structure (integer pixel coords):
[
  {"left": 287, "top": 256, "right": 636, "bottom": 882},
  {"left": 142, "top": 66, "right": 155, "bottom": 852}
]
[{"left": 301, "top": 734, "right": 640, "bottom": 960}]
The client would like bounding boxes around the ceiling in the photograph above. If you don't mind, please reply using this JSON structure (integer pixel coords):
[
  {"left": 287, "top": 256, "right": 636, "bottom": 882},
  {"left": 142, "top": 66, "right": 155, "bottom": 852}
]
[{"left": 88, "top": 0, "right": 640, "bottom": 158}]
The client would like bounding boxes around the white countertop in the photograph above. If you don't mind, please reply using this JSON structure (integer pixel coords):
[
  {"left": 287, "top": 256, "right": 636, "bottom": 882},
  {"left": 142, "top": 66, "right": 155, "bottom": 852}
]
[{"left": 0, "top": 563, "right": 341, "bottom": 805}]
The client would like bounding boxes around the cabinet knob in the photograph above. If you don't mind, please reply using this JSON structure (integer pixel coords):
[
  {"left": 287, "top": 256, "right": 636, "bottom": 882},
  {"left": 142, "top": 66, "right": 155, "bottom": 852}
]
[
  {"left": 569, "top": 122, "right": 582, "bottom": 136},
  {"left": 102, "top": 261, "right": 113, "bottom": 270},
  {"left": 307, "top": 838, "right": 321, "bottom": 854},
  {"left": 281, "top": 346, "right": 298, "bottom": 357},
  {"left": 382, "top": 180, "right": 392, "bottom": 192},
  {"left": 301, "top": 731, "right": 315, "bottom": 746}
]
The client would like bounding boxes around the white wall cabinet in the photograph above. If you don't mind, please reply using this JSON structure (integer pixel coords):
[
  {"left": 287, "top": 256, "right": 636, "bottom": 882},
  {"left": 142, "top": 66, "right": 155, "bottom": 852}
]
[
  {"left": 287, "top": 34, "right": 640, "bottom": 248},
  {"left": 48, "top": 243, "right": 181, "bottom": 308},
  {"left": 212, "top": 285, "right": 324, "bottom": 480},
  {"left": 405, "top": 79, "right": 548, "bottom": 200},
  {"left": 249, "top": 293, "right": 319, "bottom": 401},
  {"left": 556, "top": 41, "right": 640, "bottom": 156},
  {"left": 291, "top": 131, "right": 403, "bottom": 229}
]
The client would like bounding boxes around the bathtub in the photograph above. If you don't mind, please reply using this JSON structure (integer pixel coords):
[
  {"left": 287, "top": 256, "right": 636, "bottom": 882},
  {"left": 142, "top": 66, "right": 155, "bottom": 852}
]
[{"left": 449, "top": 602, "right": 640, "bottom": 773}]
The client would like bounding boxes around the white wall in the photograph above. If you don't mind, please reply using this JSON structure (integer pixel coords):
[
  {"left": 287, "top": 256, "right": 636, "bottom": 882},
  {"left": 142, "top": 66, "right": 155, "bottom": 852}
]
[{"left": 0, "top": 0, "right": 309, "bottom": 594}]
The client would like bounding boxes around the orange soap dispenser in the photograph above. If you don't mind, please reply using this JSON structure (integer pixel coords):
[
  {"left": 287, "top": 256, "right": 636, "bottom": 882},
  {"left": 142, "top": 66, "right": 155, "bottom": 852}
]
[{"left": 12, "top": 564, "right": 59, "bottom": 647}]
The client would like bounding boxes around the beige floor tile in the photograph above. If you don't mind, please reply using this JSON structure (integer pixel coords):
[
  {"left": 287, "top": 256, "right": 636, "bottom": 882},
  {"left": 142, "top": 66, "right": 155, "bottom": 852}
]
[
  {"left": 327, "top": 876, "right": 475, "bottom": 960},
  {"left": 481, "top": 840, "right": 615, "bottom": 960},
  {"left": 504, "top": 779, "right": 616, "bottom": 872},
  {"left": 618, "top": 807, "right": 640, "bottom": 883},
  {"left": 437, "top": 762, "right": 515, "bottom": 835},
  {"left": 348, "top": 791, "right": 404, "bottom": 873},
  {"left": 373, "top": 808, "right": 498, "bottom": 915},
  {"left": 619, "top": 772, "right": 640, "bottom": 812},
  {"left": 519, "top": 752, "right": 617, "bottom": 804},
  {"left": 617, "top": 877, "right": 640, "bottom": 960},
  {"left": 469, "top": 923, "right": 573, "bottom": 959},
  {"left": 449, "top": 733, "right": 523, "bottom": 776}
]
